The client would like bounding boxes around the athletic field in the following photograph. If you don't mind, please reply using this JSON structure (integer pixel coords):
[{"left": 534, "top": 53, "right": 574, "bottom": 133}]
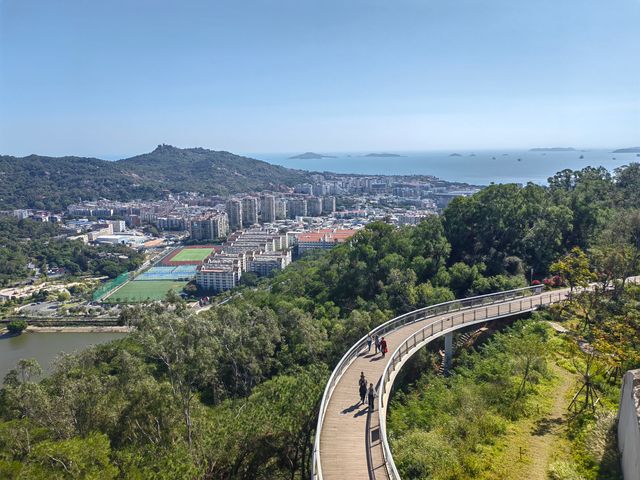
[
  {"left": 104, "top": 280, "right": 187, "bottom": 303},
  {"left": 170, "top": 247, "right": 214, "bottom": 262}
]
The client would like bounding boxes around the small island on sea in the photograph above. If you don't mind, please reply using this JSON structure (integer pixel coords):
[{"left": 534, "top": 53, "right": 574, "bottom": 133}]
[
  {"left": 449, "top": 153, "right": 462, "bottom": 157},
  {"left": 529, "top": 147, "right": 576, "bottom": 152},
  {"left": 612, "top": 147, "right": 640, "bottom": 154},
  {"left": 289, "top": 152, "right": 337, "bottom": 159},
  {"left": 363, "top": 152, "right": 404, "bottom": 158}
]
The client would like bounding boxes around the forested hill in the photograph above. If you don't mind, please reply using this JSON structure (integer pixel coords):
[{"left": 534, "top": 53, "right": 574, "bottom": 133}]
[{"left": 0, "top": 145, "right": 309, "bottom": 210}]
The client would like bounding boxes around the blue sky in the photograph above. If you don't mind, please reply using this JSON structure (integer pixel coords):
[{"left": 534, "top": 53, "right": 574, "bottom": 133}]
[{"left": 1, "top": 0, "right": 638, "bottom": 157}]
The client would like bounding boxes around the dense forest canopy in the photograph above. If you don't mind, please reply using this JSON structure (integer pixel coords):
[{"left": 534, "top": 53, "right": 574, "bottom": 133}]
[
  {"left": 0, "top": 145, "right": 308, "bottom": 210},
  {"left": 0, "top": 163, "right": 639, "bottom": 479}
]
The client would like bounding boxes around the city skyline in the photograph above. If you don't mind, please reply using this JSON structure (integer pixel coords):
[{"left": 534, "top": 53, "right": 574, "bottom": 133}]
[{"left": 1, "top": 0, "right": 639, "bottom": 157}]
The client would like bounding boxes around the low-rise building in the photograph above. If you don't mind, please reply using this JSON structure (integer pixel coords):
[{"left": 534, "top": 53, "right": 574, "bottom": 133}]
[
  {"left": 248, "top": 251, "right": 292, "bottom": 276},
  {"left": 196, "top": 254, "right": 243, "bottom": 292},
  {"left": 296, "top": 228, "right": 358, "bottom": 255}
]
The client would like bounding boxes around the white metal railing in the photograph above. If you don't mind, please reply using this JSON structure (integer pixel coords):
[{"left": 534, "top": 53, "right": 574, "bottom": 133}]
[
  {"left": 376, "top": 288, "right": 568, "bottom": 480},
  {"left": 311, "top": 283, "right": 547, "bottom": 480}
]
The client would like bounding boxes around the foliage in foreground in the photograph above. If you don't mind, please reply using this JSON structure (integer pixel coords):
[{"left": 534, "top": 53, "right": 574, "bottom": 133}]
[{"left": 388, "top": 321, "right": 552, "bottom": 479}]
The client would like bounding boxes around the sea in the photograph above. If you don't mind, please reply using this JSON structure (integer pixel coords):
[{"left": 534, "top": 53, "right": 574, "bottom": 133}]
[{"left": 249, "top": 150, "right": 639, "bottom": 186}]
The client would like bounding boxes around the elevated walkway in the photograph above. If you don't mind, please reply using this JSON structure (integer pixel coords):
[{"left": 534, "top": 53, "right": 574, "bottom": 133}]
[{"left": 313, "top": 285, "right": 570, "bottom": 480}]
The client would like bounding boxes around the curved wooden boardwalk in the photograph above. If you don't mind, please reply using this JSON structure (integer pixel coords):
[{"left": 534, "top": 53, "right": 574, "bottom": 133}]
[{"left": 315, "top": 286, "right": 570, "bottom": 480}]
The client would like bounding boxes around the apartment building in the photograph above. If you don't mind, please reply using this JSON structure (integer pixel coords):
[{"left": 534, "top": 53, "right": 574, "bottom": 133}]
[
  {"left": 226, "top": 199, "right": 243, "bottom": 231},
  {"left": 248, "top": 251, "right": 292, "bottom": 276},
  {"left": 275, "top": 198, "right": 287, "bottom": 220},
  {"left": 260, "top": 194, "right": 276, "bottom": 223},
  {"left": 190, "top": 212, "right": 229, "bottom": 241},
  {"left": 241, "top": 197, "right": 258, "bottom": 226},
  {"left": 287, "top": 198, "right": 307, "bottom": 219},
  {"left": 322, "top": 196, "right": 336, "bottom": 214},
  {"left": 306, "top": 197, "right": 323, "bottom": 216}
]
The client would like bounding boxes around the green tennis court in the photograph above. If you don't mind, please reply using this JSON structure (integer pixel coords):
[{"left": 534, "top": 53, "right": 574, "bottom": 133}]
[
  {"left": 171, "top": 247, "right": 214, "bottom": 262},
  {"left": 104, "top": 280, "right": 187, "bottom": 303}
]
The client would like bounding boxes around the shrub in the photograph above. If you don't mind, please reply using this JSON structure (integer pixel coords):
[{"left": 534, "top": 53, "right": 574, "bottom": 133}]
[{"left": 7, "top": 319, "right": 28, "bottom": 335}]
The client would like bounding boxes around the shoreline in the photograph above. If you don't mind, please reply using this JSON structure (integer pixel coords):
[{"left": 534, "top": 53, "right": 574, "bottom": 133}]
[{"left": 23, "top": 325, "right": 132, "bottom": 334}]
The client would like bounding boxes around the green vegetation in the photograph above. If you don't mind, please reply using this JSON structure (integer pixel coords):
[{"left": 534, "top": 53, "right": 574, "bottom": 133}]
[
  {"left": 0, "top": 163, "right": 638, "bottom": 478},
  {"left": 0, "top": 216, "right": 144, "bottom": 286},
  {"left": 104, "top": 280, "right": 188, "bottom": 303},
  {"left": 0, "top": 145, "right": 308, "bottom": 210},
  {"left": 388, "top": 320, "right": 553, "bottom": 479},
  {"left": 6, "top": 319, "right": 27, "bottom": 335},
  {"left": 171, "top": 247, "right": 214, "bottom": 262}
]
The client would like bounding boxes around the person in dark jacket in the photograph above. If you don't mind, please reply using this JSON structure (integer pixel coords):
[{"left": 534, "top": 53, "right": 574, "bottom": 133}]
[
  {"left": 367, "top": 383, "right": 376, "bottom": 411},
  {"left": 380, "top": 337, "right": 388, "bottom": 358},
  {"left": 359, "top": 379, "right": 367, "bottom": 404},
  {"left": 367, "top": 334, "right": 372, "bottom": 352}
]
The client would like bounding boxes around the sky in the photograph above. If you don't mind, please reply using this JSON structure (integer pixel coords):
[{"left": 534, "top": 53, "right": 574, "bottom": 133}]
[{"left": 0, "top": 0, "right": 639, "bottom": 158}]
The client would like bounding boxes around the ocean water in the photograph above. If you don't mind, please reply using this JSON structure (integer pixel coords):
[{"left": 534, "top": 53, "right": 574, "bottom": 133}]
[{"left": 250, "top": 150, "right": 639, "bottom": 186}]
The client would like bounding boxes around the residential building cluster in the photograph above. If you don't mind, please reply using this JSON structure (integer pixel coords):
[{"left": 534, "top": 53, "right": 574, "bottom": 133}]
[{"left": 196, "top": 227, "right": 292, "bottom": 292}]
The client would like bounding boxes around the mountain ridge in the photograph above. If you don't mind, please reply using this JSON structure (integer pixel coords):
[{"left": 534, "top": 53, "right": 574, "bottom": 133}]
[{"left": 0, "top": 145, "right": 309, "bottom": 210}]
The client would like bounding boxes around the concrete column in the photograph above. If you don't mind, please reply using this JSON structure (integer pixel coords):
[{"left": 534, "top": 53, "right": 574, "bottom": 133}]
[{"left": 444, "top": 332, "right": 453, "bottom": 374}]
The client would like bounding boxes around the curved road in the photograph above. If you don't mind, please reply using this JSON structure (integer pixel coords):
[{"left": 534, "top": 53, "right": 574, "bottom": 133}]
[{"left": 314, "top": 286, "right": 571, "bottom": 480}]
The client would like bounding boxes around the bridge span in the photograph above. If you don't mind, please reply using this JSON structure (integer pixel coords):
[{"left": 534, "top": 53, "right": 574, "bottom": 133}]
[{"left": 312, "top": 285, "right": 571, "bottom": 480}]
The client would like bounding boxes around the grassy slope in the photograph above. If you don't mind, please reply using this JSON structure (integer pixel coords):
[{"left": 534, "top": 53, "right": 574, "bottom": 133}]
[{"left": 479, "top": 354, "right": 576, "bottom": 480}]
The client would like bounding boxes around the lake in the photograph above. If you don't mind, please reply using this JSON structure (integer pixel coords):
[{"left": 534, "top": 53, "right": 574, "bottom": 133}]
[
  {"left": 0, "top": 331, "right": 127, "bottom": 380},
  {"left": 250, "top": 149, "right": 638, "bottom": 185}
]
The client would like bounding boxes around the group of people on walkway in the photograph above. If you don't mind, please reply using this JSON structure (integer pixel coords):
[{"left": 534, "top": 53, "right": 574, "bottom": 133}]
[
  {"left": 358, "top": 372, "right": 376, "bottom": 410},
  {"left": 366, "top": 334, "right": 388, "bottom": 357},
  {"left": 356, "top": 334, "right": 391, "bottom": 412}
]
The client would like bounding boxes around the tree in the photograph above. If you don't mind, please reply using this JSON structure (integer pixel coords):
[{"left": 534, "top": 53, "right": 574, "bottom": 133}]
[
  {"left": 239, "top": 271, "right": 259, "bottom": 287},
  {"left": 19, "top": 432, "right": 118, "bottom": 479},
  {"left": 7, "top": 319, "right": 27, "bottom": 335},
  {"left": 507, "top": 323, "right": 548, "bottom": 404},
  {"left": 136, "top": 312, "right": 219, "bottom": 448},
  {"left": 550, "top": 247, "right": 596, "bottom": 295},
  {"left": 56, "top": 290, "right": 71, "bottom": 302},
  {"left": 182, "top": 283, "right": 198, "bottom": 296}
]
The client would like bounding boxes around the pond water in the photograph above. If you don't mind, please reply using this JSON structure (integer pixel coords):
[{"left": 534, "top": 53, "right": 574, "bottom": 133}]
[{"left": 0, "top": 331, "right": 127, "bottom": 380}]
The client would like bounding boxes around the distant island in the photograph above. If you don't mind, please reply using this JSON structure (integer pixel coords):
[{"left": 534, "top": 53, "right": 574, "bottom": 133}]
[
  {"left": 363, "top": 153, "right": 404, "bottom": 158},
  {"left": 449, "top": 153, "right": 462, "bottom": 157},
  {"left": 612, "top": 147, "right": 640, "bottom": 154},
  {"left": 530, "top": 147, "right": 576, "bottom": 152},
  {"left": 289, "top": 152, "right": 337, "bottom": 159}
]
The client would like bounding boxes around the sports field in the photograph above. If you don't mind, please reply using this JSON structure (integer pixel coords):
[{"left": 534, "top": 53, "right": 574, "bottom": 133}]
[
  {"left": 104, "top": 280, "right": 187, "bottom": 303},
  {"left": 170, "top": 247, "right": 214, "bottom": 262}
]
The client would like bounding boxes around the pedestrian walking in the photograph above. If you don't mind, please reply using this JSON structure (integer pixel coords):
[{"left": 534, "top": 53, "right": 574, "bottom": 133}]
[
  {"left": 367, "top": 383, "right": 376, "bottom": 411},
  {"left": 374, "top": 335, "right": 380, "bottom": 354},
  {"left": 367, "top": 334, "right": 372, "bottom": 352},
  {"left": 359, "top": 380, "right": 367, "bottom": 404},
  {"left": 380, "top": 337, "right": 388, "bottom": 358}
]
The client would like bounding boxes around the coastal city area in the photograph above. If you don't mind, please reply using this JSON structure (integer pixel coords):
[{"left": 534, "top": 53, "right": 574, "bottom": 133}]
[
  {"left": 3, "top": 1, "right": 639, "bottom": 479},
  {"left": 0, "top": 171, "right": 479, "bottom": 325}
]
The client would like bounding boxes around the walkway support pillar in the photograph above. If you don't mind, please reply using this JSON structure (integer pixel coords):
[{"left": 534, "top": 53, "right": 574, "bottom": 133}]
[{"left": 444, "top": 332, "right": 453, "bottom": 373}]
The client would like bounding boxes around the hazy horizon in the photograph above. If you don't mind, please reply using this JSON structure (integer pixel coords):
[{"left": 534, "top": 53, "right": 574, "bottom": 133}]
[{"left": 2, "top": 145, "right": 638, "bottom": 161}]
